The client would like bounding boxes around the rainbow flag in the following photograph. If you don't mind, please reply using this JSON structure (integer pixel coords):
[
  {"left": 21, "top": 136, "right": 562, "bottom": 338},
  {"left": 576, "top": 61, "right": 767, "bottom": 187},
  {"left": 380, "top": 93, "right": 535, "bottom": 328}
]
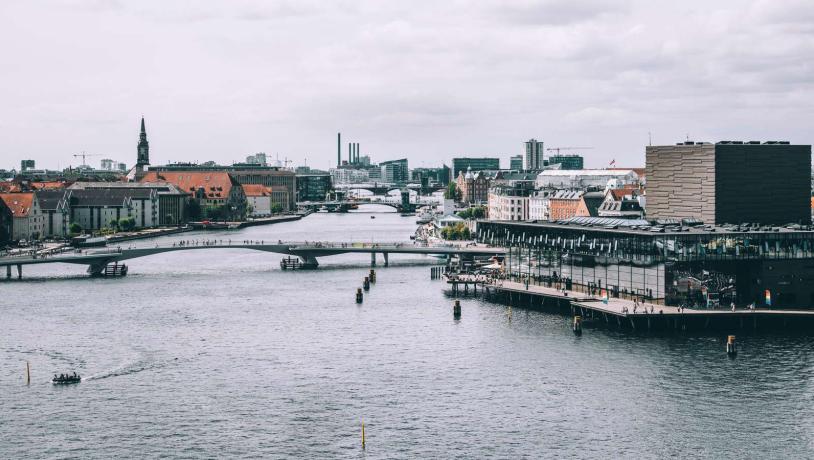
[{"left": 765, "top": 289, "right": 771, "bottom": 307}]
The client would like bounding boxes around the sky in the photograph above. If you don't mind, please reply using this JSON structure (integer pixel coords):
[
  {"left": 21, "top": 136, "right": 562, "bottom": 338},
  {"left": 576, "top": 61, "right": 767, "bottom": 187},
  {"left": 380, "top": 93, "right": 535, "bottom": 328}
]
[{"left": 1, "top": 0, "right": 813, "bottom": 171}]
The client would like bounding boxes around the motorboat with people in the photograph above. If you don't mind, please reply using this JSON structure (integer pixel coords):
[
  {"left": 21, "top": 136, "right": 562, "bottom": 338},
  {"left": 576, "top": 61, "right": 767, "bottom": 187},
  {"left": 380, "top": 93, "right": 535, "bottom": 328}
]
[{"left": 52, "top": 372, "right": 81, "bottom": 384}]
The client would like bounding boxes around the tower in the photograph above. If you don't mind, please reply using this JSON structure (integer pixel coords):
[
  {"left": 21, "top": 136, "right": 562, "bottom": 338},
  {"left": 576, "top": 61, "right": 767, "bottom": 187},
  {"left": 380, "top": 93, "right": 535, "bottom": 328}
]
[
  {"left": 137, "top": 117, "right": 150, "bottom": 171},
  {"left": 525, "top": 138, "right": 544, "bottom": 170}
]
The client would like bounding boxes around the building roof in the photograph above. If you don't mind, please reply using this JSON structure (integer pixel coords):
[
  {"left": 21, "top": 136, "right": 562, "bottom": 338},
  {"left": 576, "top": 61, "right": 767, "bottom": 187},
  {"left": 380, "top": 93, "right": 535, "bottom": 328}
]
[
  {"left": 551, "top": 190, "right": 583, "bottom": 200},
  {"left": 580, "top": 191, "right": 606, "bottom": 217},
  {"left": 36, "top": 190, "right": 70, "bottom": 211},
  {"left": 69, "top": 188, "right": 154, "bottom": 207},
  {"left": 607, "top": 186, "right": 641, "bottom": 201},
  {"left": 538, "top": 169, "right": 639, "bottom": 177},
  {"left": 69, "top": 181, "right": 188, "bottom": 195},
  {"left": 242, "top": 184, "right": 270, "bottom": 197},
  {"left": 141, "top": 171, "right": 238, "bottom": 199},
  {"left": 0, "top": 192, "right": 35, "bottom": 217}
]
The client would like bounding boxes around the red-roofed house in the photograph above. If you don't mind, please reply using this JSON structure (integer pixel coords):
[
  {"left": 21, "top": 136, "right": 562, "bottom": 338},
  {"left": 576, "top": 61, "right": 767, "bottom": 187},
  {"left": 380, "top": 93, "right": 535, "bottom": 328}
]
[
  {"left": 141, "top": 171, "right": 246, "bottom": 220},
  {"left": 242, "top": 184, "right": 272, "bottom": 217},
  {"left": 0, "top": 192, "right": 45, "bottom": 241}
]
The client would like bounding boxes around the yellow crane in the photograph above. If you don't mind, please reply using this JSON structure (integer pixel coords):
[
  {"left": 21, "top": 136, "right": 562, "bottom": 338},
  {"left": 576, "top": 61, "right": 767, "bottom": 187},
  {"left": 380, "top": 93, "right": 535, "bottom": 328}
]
[{"left": 545, "top": 147, "right": 593, "bottom": 155}]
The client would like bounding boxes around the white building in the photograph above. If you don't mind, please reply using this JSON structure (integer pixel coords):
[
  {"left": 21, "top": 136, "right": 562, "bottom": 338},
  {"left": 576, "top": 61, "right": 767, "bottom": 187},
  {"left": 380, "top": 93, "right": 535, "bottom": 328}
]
[
  {"left": 329, "top": 168, "right": 370, "bottom": 184},
  {"left": 488, "top": 185, "right": 531, "bottom": 221},
  {"left": 535, "top": 169, "right": 640, "bottom": 190},
  {"left": 528, "top": 189, "right": 555, "bottom": 221},
  {"left": 242, "top": 184, "right": 272, "bottom": 216}
]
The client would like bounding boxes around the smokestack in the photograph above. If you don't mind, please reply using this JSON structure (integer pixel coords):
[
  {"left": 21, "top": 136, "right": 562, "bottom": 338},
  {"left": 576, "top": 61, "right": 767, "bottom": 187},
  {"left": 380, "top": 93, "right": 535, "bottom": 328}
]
[
  {"left": 337, "top": 132, "right": 341, "bottom": 167},
  {"left": 356, "top": 143, "right": 360, "bottom": 163},
  {"left": 348, "top": 142, "right": 352, "bottom": 164}
]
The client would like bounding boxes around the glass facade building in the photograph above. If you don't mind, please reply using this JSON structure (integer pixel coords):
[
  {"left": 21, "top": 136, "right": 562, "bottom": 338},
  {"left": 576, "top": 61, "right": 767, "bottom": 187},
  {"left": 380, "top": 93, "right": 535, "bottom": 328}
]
[{"left": 478, "top": 220, "right": 814, "bottom": 308}]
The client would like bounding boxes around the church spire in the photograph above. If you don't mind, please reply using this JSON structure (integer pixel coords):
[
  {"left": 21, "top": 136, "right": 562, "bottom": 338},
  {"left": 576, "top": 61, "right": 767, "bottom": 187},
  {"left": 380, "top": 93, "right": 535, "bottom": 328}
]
[{"left": 137, "top": 116, "right": 150, "bottom": 169}]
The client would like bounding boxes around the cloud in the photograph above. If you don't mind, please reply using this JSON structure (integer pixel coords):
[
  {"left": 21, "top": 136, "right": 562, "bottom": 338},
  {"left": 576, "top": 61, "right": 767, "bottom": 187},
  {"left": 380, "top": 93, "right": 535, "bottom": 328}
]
[{"left": 0, "top": 0, "right": 813, "bottom": 169}]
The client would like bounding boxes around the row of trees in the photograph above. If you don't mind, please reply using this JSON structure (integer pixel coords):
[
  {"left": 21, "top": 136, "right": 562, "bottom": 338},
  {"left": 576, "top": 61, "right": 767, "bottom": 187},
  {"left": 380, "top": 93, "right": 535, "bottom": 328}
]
[
  {"left": 440, "top": 222, "right": 471, "bottom": 240},
  {"left": 68, "top": 217, "right": 137, "bottom": 236},
  {"left": 457, "top": 206, "right": 486, "bottom": 220}
]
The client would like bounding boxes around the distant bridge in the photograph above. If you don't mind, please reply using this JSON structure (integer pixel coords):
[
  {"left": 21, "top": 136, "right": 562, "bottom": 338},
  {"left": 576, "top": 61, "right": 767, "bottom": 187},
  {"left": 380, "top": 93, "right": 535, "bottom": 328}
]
[
  {"left": 334, "top": 182, "right": 446, "bottom": 195},
  {"left": 0, "top": 242, "right": 505, "bottom": 277},
  {"left": 297, "top": 200, "right": 436, "bottom": 213}
]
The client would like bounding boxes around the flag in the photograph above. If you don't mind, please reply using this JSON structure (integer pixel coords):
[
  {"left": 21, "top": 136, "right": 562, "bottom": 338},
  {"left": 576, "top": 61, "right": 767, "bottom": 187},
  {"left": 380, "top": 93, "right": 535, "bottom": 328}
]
[
  {"left": 602, "top": 289, "right": 609, "bottom": 304},
  {"left": 609, "top": 159, "right": 616, "bottom": 167},
  {"left": 765, "top": 289, "right": 771, "bottom": 307}
]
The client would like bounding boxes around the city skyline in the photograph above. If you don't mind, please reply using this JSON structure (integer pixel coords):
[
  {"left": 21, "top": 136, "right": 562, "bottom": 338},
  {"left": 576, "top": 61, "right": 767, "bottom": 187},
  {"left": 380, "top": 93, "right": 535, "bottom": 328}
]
[{"left": 2, "top": 1, "right": 813, "bottom": 170}]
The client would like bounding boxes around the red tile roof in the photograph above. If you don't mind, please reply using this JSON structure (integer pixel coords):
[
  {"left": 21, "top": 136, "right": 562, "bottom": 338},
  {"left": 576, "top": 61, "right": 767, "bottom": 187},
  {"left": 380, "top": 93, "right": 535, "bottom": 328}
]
[
  {"left": 0, "top": 192, "right": 35, "bottom": 217},
  {"left": 241, "top": 184, "right": 270, "bottom": 197},
  {"left": 141, "top": 171, "right": 237, "bottom": 199}
]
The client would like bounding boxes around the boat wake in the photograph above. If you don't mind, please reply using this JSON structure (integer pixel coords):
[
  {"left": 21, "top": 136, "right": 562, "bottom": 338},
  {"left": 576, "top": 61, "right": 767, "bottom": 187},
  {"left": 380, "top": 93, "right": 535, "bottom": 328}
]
[{"left": 84, "top": 355, "right": 184, "bottom": 381}]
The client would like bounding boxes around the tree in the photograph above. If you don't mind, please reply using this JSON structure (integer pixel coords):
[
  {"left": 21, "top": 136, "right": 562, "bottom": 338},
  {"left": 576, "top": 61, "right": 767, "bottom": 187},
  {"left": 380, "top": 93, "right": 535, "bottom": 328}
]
[
  {"left": 271, "top": 203, "right": 283, "bottom": 214},
  {"left": 444, "top": 182, "right": 459, "bottom": 201},
  {"left": 69, "top": 222, "right": 82, "bottom": 235},
  {"left": 456, "top": 206, "right": 486, "bottom": 220},
  {"left": 187, "top": 200, "right": 202, "bottom": 221},
  {"left": 118, "top": 217, "right": 135, "bottom": 231}
]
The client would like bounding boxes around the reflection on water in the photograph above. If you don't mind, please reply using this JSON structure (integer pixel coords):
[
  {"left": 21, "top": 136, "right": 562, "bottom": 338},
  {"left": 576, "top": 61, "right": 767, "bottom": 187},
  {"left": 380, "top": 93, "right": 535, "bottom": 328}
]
[{"left": 2, "top": 210, "right": 814, "bottom": 458}]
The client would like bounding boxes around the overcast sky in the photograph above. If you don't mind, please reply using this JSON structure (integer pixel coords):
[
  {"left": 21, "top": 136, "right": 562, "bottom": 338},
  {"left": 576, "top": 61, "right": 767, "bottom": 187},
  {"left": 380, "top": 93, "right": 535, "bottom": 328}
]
[{"left": 2, "top": 0, "right": 813, "bottom": 171}]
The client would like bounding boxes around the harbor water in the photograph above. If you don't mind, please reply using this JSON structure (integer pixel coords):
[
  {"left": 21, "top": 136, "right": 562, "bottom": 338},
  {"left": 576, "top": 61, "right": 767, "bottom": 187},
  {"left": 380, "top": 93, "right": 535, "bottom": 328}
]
[{"left": 3, "top": 207, "right": 814, "bottom": 458}]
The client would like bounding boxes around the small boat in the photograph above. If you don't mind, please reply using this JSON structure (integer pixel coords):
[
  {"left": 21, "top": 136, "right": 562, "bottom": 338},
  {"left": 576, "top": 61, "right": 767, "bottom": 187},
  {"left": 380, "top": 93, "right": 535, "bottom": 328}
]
[
  {"left": 370, "top": 216, "right": 376, "bottom": 219},
  {"left": 52, "top": 373, "right": 81, "bottom": 384}
]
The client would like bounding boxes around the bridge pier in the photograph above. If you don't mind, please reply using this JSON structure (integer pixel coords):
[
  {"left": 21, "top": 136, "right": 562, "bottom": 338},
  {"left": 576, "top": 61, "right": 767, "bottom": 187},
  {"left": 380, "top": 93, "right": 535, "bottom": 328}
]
[
  {"left": 16, "top": 264, "right": 21, "bottom": 279},
  {"left": 370, "top": 252, "right": 376, "bottom": 267},
  {"left": 6, "top": 265, "right": 10, "bottom": 279},
  {"left": 383, "top": 253, "right": 389, "bottom": 267}
]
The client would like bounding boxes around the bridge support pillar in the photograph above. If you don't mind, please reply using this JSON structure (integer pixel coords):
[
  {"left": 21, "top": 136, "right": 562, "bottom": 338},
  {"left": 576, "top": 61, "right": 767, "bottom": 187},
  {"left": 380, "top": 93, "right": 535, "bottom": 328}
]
[
  {"left": 370, "top": 252, "right": 376, "bottom": 267},
  {"left": 16, "top": 264, "right": 22, "bottom": 279},
  {"left": 6, "top": 265, "right": 10, "bottom": 279},
  {"left": 383, "top": 253, "right": 389, "bottom": 267}
]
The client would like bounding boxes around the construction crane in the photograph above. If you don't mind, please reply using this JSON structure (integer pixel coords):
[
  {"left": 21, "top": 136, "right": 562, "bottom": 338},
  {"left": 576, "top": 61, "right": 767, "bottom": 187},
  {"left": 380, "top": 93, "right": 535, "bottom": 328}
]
[
  {"left": 72, "top": 151, "right": 103, "bottom": 166},
  {"left": 545, "top": 147, "right": 594, "bottom": 155}
]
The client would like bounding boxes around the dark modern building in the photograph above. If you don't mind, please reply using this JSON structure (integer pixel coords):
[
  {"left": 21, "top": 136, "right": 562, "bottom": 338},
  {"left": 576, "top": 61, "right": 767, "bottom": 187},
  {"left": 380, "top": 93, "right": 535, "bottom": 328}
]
[
  {"left": 549, "top": 154, "right": 584, "bottom": 170},
  {"left": 646, "top": 141, "right": 811, "bottom": 225},
  {"left": 296, "top": 173, "right": 332, "bottom": 202},
  {"left": 509, "top": 155, "right": 523, "bottom": 171},
  {"left": 411, "top": 165, "right": 451, "bottom": 186},
  {"left": 379, "top": 159, "right": 409, "bottom": 183},
  {"left": 479, "top": 218, "right": 814, "bottom": 309},
  {"left": 20, "top": 160, "right": 35, "bottom": 172},
  {"left": 452, "top": 157, "right": 500, "bottom": 178}
]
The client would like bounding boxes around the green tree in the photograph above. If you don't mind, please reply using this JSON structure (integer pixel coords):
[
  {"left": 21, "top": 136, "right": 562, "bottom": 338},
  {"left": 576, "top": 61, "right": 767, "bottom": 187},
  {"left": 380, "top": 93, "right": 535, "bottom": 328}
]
[
  {"left": 187, "top": 200, "right": 202, "bottom": 221},
  {"left": 69, "top": 222, "right": 82, "bottom": 235},
  {"left": 444, "top": 182, "right": 459, "bottom": 201},
  {"left": 118, "top": 217, "right": 135, "bottom": 231},
  {"left": 271, "top": 203, "right": 283, "bottom": 214}
]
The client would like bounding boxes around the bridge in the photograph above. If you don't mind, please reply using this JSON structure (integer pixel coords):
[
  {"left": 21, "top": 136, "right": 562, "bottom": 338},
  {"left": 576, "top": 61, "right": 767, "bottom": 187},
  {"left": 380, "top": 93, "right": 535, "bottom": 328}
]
[
  {"left": 334, "top": 182, "right": 446, "bottom": 195},
  {"left": 297, "top": 200, "right": 436, "bottom": 213},
  {"left": 0, "top": 242, "right": 506, "bottom": 278}
]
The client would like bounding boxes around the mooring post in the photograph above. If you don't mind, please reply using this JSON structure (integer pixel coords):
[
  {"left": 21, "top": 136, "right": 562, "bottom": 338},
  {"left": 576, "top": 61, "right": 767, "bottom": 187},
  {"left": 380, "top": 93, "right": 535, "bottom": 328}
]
[{"left": 370, "top": 252, "right": 376, "bottom": 267}]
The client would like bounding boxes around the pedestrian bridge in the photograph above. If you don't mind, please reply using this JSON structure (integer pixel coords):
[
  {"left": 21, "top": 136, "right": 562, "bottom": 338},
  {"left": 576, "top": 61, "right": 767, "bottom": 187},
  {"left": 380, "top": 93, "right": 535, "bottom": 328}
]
[{"left": 0, "top": 241, "right": 506, "bottom": 277}]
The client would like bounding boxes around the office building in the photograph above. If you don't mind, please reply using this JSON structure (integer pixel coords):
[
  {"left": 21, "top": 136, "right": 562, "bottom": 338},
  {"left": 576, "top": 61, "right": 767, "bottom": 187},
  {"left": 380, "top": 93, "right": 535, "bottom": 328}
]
[
  {"left": 646, "top": 141, "right": 811, "bottom": 225},
  {"left": 525, "top": 139, "right": 544, "bottom": 170},
  {"left": 452, "top": 158, "right": 500, "bottom": 178},
  {"left": 379, "top": 159, "right": 408, "bottom": 183},
  {"left": 296, "top": 173, "right": 332, "bottom": 202},
  {"left": 509, "top": 155, "right": 523, "bottom": 170},
  {"left": 549, "top": 154, "right": 584, "bottom": 170}
]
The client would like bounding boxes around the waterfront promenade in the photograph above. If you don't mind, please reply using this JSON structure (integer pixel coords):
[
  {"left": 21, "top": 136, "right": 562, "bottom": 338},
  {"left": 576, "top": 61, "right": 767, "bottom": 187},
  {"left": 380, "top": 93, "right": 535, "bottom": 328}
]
[{"left": 451, "top": 276, "right": 814, "bottom": 331}]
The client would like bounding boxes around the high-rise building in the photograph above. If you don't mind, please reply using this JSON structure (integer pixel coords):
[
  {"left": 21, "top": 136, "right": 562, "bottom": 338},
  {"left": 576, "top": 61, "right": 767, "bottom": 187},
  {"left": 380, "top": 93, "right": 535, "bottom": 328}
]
[
  {"left": 246, "top": 153, "right": 267, "bottom": 166},
  {"left": 524, "top": 139, "right": 544, "bottom": 170},
  {"left": 452, "top": 158, "right": 499, "bottom": 178},
  {"left": 548, "top": 154, "right": 584, "bottom": 170},
  {"left": 379, "top": 158, "right": 408, "bottom": 183},
  {"left": 100, "top": 159, "right": 114, "bottom": 171},
  {"left": 509, "top": 155, "right": 523, "bottom": 170},
  {"left": 646, "top": 141, "right": 811, "bottom": 225},
  {"left": 21, "top": 160, "right": 35, "bottom": 172}
]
